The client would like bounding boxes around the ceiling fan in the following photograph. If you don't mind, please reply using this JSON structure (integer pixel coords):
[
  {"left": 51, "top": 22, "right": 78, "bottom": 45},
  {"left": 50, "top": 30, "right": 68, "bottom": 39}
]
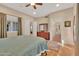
[{"left": 25, "top": 3, "right": 43, "bottom": 9}]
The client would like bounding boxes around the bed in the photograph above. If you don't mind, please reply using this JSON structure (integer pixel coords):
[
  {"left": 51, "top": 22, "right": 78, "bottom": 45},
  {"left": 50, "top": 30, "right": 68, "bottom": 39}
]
[{"left": 0, "top": 35, "right": 48, "bottom": 56}]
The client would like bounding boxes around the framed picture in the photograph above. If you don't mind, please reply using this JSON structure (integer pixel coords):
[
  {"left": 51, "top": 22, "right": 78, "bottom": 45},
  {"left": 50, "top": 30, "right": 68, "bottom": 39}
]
[{"left": 64, "top": 21, "right": 71, "bottom": 27}]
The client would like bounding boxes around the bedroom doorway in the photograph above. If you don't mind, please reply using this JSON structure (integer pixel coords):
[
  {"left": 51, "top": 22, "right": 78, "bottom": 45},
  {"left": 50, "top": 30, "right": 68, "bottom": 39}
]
[{"left": 53, "top": 22, "right": 61, "bottom": 43}]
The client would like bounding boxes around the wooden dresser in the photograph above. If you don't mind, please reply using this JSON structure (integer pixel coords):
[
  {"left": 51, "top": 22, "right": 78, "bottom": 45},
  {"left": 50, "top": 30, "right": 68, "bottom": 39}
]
[{"left": 37, "top": 32, "right": 50, "bottom": 40}]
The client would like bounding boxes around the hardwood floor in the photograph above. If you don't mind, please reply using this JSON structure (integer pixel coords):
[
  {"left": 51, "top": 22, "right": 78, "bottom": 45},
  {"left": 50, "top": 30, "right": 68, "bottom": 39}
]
[{"left": 46, "top": 44, "right": 75, "bottom": 56}]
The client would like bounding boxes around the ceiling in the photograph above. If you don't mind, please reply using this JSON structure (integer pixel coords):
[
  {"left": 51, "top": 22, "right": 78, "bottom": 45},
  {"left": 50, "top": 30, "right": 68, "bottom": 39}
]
[{"left": 0, "top": 3, "right": 74, "bottom": 18}]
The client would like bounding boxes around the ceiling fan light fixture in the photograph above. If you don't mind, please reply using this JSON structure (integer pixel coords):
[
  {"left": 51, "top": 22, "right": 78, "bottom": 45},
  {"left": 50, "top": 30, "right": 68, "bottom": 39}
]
[
  {"left": 33, "top": 12, "right": 36, "bottom": 14},
  {"left": 31, "top": 3, "right": 35, "bottom": 5},
  {"left": 56, "top": 4, "right": 60, "bottom": 7},
  {"left": 25, "top": 3, "right": 43, "bottom": 9}
]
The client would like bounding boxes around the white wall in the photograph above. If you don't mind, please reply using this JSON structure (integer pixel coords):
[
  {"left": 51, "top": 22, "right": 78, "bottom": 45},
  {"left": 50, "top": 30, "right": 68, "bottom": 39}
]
[
  {"left": 73, "top": 3, "right": 79, "bottom": 55},
  {"left": 7, "top": 15, "right": 18, "bottom": 22},
  {"left": 7, "top": 32, "right": 18, "bottom": 37},
  {"left": 35, "top": 18, "right": 48, "bottom": 24},
  {"left": 48, "top": 8, "right": 74, "bottom": 45},
  {"left": 32, "top": 21, "right": 37, "bottom": 36},
  {"left": 22, "top": 16, "right": 34, "bottom": 35}
]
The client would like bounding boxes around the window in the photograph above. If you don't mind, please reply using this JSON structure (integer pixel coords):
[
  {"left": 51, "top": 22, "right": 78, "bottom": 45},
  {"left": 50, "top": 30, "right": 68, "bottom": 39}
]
[
  {"left": 6, "top": 15, "right": 18, "bottom": 32},
  {"left": 7, "top": 21, "right": 10, "bottom": 31},
  {"left": 13, "top": 22, "right": 18, "bottom": 31},
  {"left": 7, "top": 21, "right": 18, "bottom": 32}
]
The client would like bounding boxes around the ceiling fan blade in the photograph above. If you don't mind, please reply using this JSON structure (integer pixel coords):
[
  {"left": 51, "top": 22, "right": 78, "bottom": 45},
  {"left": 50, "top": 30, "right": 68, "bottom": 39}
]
[
  {"left": 33, "top": 5, "right": 37, "bottom": 9},
  {"left": 35, "top": 3, "right": 43, "bottom": 5},
  {"left": 25, "top": 4, "right": 30, "bottom": 7}
]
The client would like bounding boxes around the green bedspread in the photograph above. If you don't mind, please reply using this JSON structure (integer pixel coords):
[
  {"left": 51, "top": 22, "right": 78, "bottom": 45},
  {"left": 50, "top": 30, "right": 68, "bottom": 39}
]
[{"left": 0, "top": 35, "right": 48, "bottom": 56}]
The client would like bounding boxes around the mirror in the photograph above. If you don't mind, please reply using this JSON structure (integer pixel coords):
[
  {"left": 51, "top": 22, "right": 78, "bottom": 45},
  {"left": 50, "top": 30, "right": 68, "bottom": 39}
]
[{"left": 39, "top": 23, "right": 48, "bottom": 32}]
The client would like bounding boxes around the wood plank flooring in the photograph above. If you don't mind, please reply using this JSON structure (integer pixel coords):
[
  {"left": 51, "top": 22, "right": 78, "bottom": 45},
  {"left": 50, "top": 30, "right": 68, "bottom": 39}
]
[{"left": 46, "top": 44, "right": 75, "bottom": 56}]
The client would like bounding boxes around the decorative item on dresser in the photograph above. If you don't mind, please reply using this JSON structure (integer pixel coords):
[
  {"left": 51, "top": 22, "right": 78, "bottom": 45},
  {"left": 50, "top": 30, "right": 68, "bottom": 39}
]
[{"left": 37, "top": 32, "right": 50, "bottom": 40}]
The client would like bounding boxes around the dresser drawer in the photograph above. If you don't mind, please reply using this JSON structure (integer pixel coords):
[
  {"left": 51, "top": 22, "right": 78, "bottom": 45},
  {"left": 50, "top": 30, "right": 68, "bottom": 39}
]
[{"left": 37, "top": 32, "right": 50, "bottom": 40}]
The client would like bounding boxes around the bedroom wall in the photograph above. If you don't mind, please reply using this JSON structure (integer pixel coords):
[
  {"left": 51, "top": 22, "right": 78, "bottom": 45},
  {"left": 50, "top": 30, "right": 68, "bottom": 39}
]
[
  {"left": 48, "top": 8, "right": 74, "bottom": 45},
  {"left": 0, "top": 5, "right": 34, "bottom": 37},
  {"left": 35, "top": 18, "right": 48, "bottom": 24},
  {"left": 32, "top": 21, "right": 38, "bottom": 36},
  {"left": 73, "top": 3, "right": 79, "bottom": 55},
  {"left": 22, "top": 17, "right": 34, "bottom": 35}
]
